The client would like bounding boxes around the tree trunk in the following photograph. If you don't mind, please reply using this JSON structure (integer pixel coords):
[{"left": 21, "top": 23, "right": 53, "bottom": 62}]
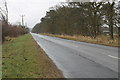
[
  {"left": 109, "top": 14, "right": 114, "bottom": 40},
  {"left": 109, "top": 25, "right": 114, "bottom": 40},
  {"left": 118, "top": 27, "right": 120, "bottom": 37},
  {"left": 109, "top": 2, "right": 114, "bottom": 40},
  {"left": 93, "top": 11, "right": 97, "bottom": 38}
]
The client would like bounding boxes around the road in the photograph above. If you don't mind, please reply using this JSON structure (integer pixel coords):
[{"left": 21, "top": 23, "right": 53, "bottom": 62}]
[{"left": 31, "top": 33, "right": 119, "bottom": 78}]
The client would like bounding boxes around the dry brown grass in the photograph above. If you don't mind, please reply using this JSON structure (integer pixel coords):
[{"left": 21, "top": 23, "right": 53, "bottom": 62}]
[
  {"left": 41, "top": 33, "right": 120, "bottom": 47},
  {"left": 5, "top": 36, "right": 16, "bottom": 41}
]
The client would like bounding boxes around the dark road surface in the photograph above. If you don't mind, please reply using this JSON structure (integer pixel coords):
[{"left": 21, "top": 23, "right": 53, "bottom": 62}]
[{"left": 31, "top": 33, "right": 118, "bottom": 78}]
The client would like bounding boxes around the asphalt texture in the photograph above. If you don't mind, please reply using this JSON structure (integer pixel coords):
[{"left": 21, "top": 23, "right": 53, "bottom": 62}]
[{"left": 31, "top": 33, "right": 119, "bottom": 78}]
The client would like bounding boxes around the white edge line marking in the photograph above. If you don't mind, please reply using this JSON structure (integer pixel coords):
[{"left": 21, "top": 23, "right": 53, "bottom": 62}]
[{"left": 108, "top": 55, "right": 120, "bottom": 59}]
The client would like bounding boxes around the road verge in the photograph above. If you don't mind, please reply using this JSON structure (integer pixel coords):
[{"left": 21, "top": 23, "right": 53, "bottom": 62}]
[
  {"left": 41, "top": 33, "right": 119, "bottom": 47},
  {"left": 2, "top": 34, "right": 63, "bottom": 78}
]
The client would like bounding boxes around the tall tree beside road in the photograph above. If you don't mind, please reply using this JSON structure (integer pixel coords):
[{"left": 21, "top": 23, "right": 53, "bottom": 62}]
[
  {"left": 32, "top": 2, "right": 119, "bottom": 39},
  {"left": 76, "top": 2, "right": 104, "bottom": 38},
  {"left": 102, "top": 1, "right": 118, "bottom": 40}
]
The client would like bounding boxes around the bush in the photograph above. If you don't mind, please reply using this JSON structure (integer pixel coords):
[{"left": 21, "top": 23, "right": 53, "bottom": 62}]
[{"left": 2, "top": 22, "right": 28, "bottom": 42}]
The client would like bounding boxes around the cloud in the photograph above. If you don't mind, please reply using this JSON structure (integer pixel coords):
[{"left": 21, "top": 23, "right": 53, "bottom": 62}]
[{"left": 7, "top": 0, "right": 65, "bottom": 28}]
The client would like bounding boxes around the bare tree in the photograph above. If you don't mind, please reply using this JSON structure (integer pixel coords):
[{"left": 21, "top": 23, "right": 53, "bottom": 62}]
[
  {"left": 0, "top": 0, "right": 8, "bottom": 24},
  {"left": 0, "top": 0, "right": 8, "bottom": 41}
]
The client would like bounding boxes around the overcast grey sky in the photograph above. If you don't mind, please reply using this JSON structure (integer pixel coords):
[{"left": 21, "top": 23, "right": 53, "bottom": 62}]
[
  {"left": 3, "top": 0, "right": 65, "bottom": 28},
  {"left": 1, "top": 0, "right": 119, "bottom": 28}
]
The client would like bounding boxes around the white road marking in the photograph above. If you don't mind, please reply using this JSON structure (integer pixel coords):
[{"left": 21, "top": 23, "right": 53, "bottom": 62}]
[
  {"left": 75, "top": 46, "right": 78, "bottom": 47},
  {"left": 108, "top": 55, "right": 120, "bottom": 59}
]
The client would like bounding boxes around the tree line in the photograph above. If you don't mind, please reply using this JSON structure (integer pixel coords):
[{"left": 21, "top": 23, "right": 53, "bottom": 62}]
[
  {"left": 0, "top": 0, "right": 28, "bottom": 42},
  {"left": 32, "top": 2, "right": 119, "bottom": 40}
]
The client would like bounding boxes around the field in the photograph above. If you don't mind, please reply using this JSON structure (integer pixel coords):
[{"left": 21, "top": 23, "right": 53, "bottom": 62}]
[{"left": 2, "top": 34, "right": 63, "bottom": 78}]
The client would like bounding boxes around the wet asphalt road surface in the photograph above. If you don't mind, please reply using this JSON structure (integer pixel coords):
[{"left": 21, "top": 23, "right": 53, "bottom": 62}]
[{"left": 31, "top": 33, "right": 118, "bottom": 78}]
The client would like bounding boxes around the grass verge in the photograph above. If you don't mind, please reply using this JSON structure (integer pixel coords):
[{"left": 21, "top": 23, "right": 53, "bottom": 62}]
[
  {"left": 2, "top": 34, "right": 63, "bottom": 78},
  {"left": 41, "top": 33, "right": 120, "bottom": 47}
]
